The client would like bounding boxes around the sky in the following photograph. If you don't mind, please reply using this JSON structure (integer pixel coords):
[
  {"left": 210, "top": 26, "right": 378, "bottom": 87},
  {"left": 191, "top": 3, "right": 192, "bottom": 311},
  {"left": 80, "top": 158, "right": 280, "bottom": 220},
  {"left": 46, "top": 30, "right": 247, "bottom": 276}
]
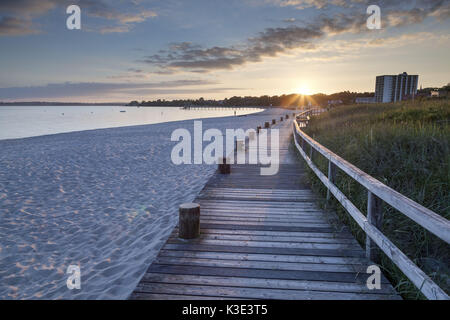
[{"left": 0, "top": 0, "right": 449, "bottom": 102}]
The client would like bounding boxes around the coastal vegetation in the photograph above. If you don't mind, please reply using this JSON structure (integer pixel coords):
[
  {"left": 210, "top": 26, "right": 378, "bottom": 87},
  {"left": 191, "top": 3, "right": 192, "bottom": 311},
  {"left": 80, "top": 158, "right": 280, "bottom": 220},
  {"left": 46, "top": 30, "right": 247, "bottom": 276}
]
[
  {"left": 128, "top": 84, "right": 449, "bottom": 108},
  {"left": 128, "top": 91, "right": 374, "bottom": 107},
  {"left": 299, "top": 99, "right": 450, "bottom": 299}
]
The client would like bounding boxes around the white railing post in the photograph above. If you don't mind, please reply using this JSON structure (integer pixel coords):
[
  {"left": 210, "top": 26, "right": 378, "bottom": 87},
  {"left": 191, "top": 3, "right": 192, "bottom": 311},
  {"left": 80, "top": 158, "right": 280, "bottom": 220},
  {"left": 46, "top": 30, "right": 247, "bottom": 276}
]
[{"left": 366, "top": 191, "right": 383, "bottom": 263}]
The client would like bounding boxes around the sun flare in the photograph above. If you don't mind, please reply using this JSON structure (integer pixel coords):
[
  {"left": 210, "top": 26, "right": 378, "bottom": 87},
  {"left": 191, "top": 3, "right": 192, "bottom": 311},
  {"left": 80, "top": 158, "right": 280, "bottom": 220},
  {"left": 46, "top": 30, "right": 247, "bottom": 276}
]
[
  {"left": 297, "top": 84, "right": 312, "bottom": 95},
  {"left": 297, "top": 83, "right": 312, "bottom": 96}
]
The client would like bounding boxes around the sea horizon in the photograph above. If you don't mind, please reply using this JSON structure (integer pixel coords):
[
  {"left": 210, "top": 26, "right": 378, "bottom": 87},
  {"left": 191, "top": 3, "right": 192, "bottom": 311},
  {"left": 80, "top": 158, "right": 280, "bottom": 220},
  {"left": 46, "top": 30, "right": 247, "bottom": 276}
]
[{"left": 0, "top": 105, "right": 263, "bottom": 140}]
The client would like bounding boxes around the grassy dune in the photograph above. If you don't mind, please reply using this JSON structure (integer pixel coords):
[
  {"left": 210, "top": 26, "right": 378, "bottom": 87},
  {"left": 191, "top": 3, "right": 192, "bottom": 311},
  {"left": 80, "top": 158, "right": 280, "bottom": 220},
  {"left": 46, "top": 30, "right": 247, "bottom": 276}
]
[{"left": 300, "top": 99, "right": 449, "bottom": 299}]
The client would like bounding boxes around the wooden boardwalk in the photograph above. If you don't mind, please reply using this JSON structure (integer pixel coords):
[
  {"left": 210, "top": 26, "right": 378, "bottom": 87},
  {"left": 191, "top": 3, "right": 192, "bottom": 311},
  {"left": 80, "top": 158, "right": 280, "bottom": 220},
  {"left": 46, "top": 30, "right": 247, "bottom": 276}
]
[{"left": 130, "top": 119, "right": 400, "bottom": 300}]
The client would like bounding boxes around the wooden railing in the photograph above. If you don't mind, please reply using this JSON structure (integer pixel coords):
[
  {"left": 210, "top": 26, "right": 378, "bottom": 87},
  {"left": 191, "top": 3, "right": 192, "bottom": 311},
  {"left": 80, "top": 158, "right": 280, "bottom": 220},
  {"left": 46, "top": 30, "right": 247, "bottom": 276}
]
[{"left": 293, "top": 109, "right": 450, "bottom": 300}]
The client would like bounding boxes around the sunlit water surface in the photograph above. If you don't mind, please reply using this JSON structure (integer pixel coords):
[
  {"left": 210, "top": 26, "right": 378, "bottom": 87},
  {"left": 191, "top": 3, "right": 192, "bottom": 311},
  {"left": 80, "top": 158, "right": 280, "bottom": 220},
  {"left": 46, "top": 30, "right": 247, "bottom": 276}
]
[{"left": 0, "top": 105, "right": 263, "bottom": 140}]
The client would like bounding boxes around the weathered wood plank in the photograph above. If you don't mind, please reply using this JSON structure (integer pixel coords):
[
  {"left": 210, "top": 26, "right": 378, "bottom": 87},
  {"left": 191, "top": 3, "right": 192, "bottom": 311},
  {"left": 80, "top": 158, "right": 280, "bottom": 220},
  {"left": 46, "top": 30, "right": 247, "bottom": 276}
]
[
  {"left": 140, "top": 273, "right": 397, "bottom": 295},
  {"left": 198, "top": 213, "right": 329, "bottom": 223},
  {"left": 130, "top": 292, "right": 244, "bottom": 300},
  {"left": 135, "top": 282, "right": 400, "bottom": 300},
  {"left": 199, "top": 218, "right": 331, "bottom": 228},
  {"left": 199, "top": 223, "right": 335, "bottom": 233},
  {"left": 159, "top": 250, "right": 368, "bottom": 265},
  {"left": 148, "top": 263, "right": 390, "bottom": 284},
  {"left": 173, "top": 227, "right": 354, "bottom": 238},
  {"left": 168, "top": 233, "right": 358, "bottom": 245},
  {"left": 162, "top": 243, "right": 366, "bottom": 258},
  {"left": 167, "top": 238, "right": 362, "bottom": 251},
  {"left": 153, "top": 256, "right": 368, "bottom": 273}
]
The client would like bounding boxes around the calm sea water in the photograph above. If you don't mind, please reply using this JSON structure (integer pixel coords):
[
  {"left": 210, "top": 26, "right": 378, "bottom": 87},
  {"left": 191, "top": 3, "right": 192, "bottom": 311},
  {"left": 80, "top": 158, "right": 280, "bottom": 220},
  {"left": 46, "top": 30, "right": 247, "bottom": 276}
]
[{"left": 0, "top": 105, "right": 263, "bottom": 140}]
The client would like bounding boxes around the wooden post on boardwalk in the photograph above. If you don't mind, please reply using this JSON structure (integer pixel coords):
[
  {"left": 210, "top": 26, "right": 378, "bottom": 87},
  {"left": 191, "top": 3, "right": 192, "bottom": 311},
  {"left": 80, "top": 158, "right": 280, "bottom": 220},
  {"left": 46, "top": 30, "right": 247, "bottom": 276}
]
[
  {"left": 285, "top": 114, "right": 289, "bottom": 119},
  {"left": 179, "top": 203, "right": 200, "bottom": 239},
  {"left": 366, "top": 192, "right": 383, "bottom": 263},
  {"left": 280, "top": 117, "right": 283, "bottom": 122},
  {"left": 272, "top": 119, "right": 276, "bottom": 125},
  {"left": 264, "top": 122, "right": 270, "bottom": 128},
  {"left": 218, "top": 157, "right": 230, "bottom": 174},
  {"left": 327, "top": 160, "right": 336, "bottom": 201}
]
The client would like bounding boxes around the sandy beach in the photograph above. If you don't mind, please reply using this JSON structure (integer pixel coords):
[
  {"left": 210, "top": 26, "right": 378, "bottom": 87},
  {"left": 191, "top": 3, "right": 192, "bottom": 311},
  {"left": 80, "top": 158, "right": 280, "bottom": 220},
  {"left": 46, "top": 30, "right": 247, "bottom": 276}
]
[{"left": 0, "top": 108, "right": 288, "bottom": 299}]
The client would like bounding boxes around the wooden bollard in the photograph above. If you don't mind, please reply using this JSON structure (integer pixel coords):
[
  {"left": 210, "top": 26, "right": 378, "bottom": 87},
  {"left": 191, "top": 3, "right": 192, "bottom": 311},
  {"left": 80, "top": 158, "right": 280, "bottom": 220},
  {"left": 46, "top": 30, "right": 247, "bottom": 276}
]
[
  {"left": 264, "top": 122, "right": 270, "bottom": 128},
  {"left": 178, "top": 203, "right": 200, "bottom": 239},
  {"left": 286, "top": 114, "right": 289, "bottom": 119},
  {"left": 272, "top": 119, "right": 276, "bottom": 125},
  {"left": 218, "top": 157, "right": 230, "bottom": 174},
  {"left": 257, "top": 126, "right": 262, "bottom": 133},
  {"left": 280, "top": 117, "right": 283, "bottom": 121}
]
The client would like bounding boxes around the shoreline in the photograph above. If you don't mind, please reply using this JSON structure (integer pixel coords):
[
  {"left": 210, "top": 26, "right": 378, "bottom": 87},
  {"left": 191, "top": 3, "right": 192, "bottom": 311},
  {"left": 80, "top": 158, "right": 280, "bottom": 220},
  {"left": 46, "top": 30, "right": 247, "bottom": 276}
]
[
  {"left": 0, "top": 108, "right": 287, "bottom": 299},
  {"left": 0, "top": 106, "right": 264, "bottom": 141}
]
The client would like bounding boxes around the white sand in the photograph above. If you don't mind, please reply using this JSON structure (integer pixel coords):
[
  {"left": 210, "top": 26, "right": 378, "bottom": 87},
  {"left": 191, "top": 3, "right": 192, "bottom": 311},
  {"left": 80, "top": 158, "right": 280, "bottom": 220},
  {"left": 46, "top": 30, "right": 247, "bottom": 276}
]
[{"left": 0, "top": 108, "right": 290, "bottom": 299}]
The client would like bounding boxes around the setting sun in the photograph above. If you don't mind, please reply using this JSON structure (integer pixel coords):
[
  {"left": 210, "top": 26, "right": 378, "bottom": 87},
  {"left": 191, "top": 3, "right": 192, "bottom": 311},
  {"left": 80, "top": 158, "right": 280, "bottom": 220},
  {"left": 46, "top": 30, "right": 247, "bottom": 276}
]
[{"left": 297, "top": 84, "right": 313, "bottom": 95}]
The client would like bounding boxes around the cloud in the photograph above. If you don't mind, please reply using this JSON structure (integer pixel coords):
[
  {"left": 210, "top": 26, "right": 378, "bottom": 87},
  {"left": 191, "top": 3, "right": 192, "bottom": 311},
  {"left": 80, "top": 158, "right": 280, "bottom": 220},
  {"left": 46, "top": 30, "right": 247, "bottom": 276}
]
[
  {"left": 0, "top": 0, "right": 58, "bottom": 16},
  {"left": 76, "top": 0, "right": 157, "bottom": 32},
  {"left": 142, "top": 26, "right": 323, "bottom": 73},
  {"left": 0, "top": 0, "right": 157, "bottom": 36},
  {"left": 267, "top": 0, "right": 349, "bottom": 10},
  {"left": 140, "top": 0, "right": 449, "bottom": 74},
  {"left": 0, "top": 16, "right": 38, "bottom": 36},
  {"left": 140, "top": 13, "right": 370, "bottom": 73},
  {"left": 0, "top": 0, "right": 58, "bottom": 35},
  {"left": 0, "top": 80, "right": 220, "bottom": 100}
]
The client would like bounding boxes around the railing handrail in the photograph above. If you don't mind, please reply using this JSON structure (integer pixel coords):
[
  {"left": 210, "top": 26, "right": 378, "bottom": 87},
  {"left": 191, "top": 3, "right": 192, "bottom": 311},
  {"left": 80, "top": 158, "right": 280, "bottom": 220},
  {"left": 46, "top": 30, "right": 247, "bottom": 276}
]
[
  {"left": 295, "top": 110, "right": 450, "bottom": 243},
  {"left": 293, "top": 109, "right": 449, "bottom": 300}
]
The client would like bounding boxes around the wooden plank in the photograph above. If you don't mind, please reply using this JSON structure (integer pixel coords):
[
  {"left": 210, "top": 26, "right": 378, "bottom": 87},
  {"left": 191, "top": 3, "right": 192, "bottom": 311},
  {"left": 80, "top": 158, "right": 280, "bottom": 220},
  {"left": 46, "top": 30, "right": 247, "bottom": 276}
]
[
  {"left": 162, "top": 243, "right": 366, "bottom": 258},
  {"left": 198, "top": 219, "right": 331, "bottom": 228},
  {"left": 199, "top": 223, "right": 335, "bottom": 233},
  {"left": 140, "top": 273, "right": 397, "bottom": 295},
  {"left": 130, "top": 292, "right": 244, "bottom": 300},
  {"left": 199, "top": 213, "right": 329, "bottom": 222},
  {"left": 168, "top": 233, "right": 358, "bottom": 245},
  {"left": 159, "top": 250, "right": 368, "bottom": 265},
  {"left": 167, "top": 238, "right": 361, "bottom": 250},
  {"left": 199, "top": 208, "right": 326, "bottom": 215},
  {"left": 173, "top": 227, "right": 354, "bottom": 239},
  {"left": 153, "top": 256, "right": 368, "bottom": 273},
  {"left": 135, "top": 282, "right": 399, "bottom": 300},
  {"left": 147, "top": 262, "right": 389, "bottom": 285}
]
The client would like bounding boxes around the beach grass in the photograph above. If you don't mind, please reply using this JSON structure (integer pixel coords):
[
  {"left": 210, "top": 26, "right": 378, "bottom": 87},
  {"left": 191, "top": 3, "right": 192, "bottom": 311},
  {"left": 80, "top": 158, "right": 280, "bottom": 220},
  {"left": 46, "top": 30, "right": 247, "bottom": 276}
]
[{"left": 297, "top": 99, "right": 450, "bottom": 299}]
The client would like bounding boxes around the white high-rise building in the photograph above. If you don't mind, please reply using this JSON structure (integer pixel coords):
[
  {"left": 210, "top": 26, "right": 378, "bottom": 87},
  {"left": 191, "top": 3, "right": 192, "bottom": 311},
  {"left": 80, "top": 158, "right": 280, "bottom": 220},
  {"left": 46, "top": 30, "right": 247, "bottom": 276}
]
[{"left": 375, "top": 72, "right": 419, "bottom": 103}]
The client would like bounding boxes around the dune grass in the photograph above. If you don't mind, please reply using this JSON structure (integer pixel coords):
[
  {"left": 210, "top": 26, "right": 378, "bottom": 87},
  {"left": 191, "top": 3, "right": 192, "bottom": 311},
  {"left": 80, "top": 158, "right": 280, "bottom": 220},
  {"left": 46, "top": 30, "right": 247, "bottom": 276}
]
[{"left": 298, "top": 99, "right": 449, "bottom": 299}]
